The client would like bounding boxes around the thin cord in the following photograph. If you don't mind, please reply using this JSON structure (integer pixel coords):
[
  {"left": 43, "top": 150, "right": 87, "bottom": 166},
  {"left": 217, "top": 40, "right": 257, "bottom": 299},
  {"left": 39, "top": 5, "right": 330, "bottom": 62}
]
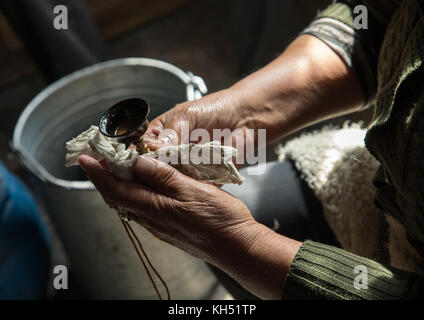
[
  {"left": 126, "top": 221, "right": 171, "bottom": 300},
  {"left": 120, "top": 219, "right": 163, "bottom": 300}
]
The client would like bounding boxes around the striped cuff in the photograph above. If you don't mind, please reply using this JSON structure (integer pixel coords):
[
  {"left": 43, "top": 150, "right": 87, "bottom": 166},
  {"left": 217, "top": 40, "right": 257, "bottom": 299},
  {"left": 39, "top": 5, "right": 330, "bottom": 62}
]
[
  {"left": 283, "top": 241, "right": 419, "bottom": 300},
  {"left": 299, "top": 1, "right": 379, "bottom": 109},
  {"left": 300, "top": 17, "right": 376, "bottom": 109}
]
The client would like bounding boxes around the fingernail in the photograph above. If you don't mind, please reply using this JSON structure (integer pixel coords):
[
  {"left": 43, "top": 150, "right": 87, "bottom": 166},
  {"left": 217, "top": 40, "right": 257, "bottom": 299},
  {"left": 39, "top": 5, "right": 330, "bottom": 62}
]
[{"left": 160, "top": 136, "right": 170, "bottom": 144}]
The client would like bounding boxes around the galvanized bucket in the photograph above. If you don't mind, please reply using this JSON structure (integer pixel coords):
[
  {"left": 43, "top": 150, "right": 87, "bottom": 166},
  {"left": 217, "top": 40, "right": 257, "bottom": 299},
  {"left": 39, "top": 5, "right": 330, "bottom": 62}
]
[{"left": 12, "top": 58, "right": 216, "bottom": 299}]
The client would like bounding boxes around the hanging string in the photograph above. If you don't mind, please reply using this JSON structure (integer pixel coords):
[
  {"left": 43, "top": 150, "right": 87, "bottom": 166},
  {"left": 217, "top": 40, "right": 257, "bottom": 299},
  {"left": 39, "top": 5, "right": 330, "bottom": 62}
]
[
  {"left": 117, "top": 143, "right": 170, "bottom": 300},
  {"left": 120, "top": 219, "right": 170, "bottom": 300},
  {"left": 126, "top": 221, "right": 171, "bottom": 300}
]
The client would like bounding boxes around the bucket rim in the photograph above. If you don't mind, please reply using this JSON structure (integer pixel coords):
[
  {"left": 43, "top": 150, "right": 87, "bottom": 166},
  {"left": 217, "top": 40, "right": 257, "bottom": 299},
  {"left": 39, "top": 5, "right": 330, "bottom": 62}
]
[{"left": 12, "top": 57, "right": 203, "bottom": 190}]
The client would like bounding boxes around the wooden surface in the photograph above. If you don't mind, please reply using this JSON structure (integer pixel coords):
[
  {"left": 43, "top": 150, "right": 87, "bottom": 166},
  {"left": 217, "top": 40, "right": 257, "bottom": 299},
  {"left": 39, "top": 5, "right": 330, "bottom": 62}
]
[
  {"left": 0, "top": 10, "right": 36, "bottom": 86},
  {"left": 87, "top": 0, "right": 192, "bottom": 39},
  {"left": 0, "top": 0, "right": 192, "bottom": 87}
]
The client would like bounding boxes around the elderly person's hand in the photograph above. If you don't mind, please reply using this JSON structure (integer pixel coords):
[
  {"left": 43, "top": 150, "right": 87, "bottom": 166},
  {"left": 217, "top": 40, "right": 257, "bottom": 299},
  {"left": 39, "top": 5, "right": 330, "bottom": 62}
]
[
  {"left": 77, "top": 34, "right": 363, "bottom": 300},
  {"left": 79, "top": 153, "right": 258, "bottom": 260},
  {"left": 78, "top": 154, "right": 300, "bottom": 300},
  {"left": 140, "top": 89, "right": 260, "bottom": 175}
]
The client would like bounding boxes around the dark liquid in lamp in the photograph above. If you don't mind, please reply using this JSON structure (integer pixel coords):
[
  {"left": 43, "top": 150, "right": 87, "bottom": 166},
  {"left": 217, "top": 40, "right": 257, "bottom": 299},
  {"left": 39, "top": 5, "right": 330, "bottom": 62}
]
[{"left": 114, "top": 118, "right": 140, "bottom": 136}]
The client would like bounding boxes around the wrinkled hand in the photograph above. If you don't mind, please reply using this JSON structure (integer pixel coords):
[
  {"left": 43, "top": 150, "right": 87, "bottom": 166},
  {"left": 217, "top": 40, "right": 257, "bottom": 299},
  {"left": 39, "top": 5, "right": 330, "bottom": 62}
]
[
  {"left": 142, "top": 90, "right": 255, "bottom": 164},
  {"left": 78, "top": 154, "right": 266, "bottom": 265}
]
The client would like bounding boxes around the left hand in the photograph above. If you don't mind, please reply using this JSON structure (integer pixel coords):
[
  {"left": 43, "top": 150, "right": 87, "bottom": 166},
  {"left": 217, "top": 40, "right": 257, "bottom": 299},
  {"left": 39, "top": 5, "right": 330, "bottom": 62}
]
[
  {"left": 78, "top": 154, "right": 265, "bottom": 263},
  {"left": 78, "top": 154, "right": 301, "bottom": 299}
]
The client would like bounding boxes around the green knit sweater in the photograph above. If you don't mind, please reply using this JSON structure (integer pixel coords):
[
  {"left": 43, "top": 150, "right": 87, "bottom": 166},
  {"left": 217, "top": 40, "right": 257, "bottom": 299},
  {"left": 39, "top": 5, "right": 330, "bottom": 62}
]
[{"left": 283, "top": 0, "right": 424, "bottom": 299}]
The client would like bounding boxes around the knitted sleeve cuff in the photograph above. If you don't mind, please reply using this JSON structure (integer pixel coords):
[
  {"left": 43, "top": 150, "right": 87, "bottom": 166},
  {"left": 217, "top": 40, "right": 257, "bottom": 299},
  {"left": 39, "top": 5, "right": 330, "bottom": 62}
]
[{"left": 283, "top": 241, "right": 421, "bottom": 300}]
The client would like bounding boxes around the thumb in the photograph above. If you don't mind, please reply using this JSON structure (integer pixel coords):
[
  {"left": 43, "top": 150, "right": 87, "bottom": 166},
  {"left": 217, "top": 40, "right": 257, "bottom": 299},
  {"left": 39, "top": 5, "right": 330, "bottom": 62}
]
[
  {"left": 143, "top": 128, "right": 179, "bottom": 150},
  {"left": 132, "top": 155, "right": 186, "bottom": 196}
]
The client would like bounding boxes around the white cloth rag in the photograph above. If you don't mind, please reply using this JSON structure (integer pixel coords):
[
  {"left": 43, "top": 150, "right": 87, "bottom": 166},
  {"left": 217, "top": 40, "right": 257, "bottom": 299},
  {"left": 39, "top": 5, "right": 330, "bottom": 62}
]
[{"left": 65, "top": 125, "right": 244, "bottom": 184}]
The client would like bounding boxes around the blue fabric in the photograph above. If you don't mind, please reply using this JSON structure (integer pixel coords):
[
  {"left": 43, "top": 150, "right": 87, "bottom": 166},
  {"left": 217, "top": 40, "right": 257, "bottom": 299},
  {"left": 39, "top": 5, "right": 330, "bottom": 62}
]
[{"left": 0, "top": 161, "right": 51, "bottom": 299}]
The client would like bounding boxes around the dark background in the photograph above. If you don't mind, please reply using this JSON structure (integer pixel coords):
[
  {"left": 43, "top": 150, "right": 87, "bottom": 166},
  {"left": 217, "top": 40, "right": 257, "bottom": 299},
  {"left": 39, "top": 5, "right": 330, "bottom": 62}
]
[
  {"left": 0, "top": 0, "right": 342, "bottom": 172},
  {"left": 0, "top": 0, "right": 378, "bottom": 300}
]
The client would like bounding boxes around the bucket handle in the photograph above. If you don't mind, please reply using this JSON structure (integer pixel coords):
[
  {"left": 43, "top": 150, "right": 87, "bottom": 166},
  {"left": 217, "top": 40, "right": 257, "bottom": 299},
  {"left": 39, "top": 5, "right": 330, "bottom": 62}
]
[{"left": 186, "top": 72, "right": 207, "bottom": 101}]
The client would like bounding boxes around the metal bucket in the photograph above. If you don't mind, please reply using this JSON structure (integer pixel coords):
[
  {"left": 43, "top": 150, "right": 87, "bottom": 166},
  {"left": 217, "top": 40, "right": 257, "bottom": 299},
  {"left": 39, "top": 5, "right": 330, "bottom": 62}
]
[{"left": 12, "top": 58, "right": 216, "bottom": 299}]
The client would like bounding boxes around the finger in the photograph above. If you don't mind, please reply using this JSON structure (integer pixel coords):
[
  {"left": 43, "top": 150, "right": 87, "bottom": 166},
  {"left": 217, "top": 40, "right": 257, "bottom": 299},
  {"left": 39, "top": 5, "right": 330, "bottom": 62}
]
[
  {"left": 78, "top": 155, "right": 129, "bottom": 204},
  {"left": 144, "top": 127, "right": 179, "bottom": 150},
  {"left": 78, "top": 155, "right": 161, "bottom": 212},
  {"left": 228, "top": 128, "right": 251, "bottom": 169},
  {"left": 142, "top": 137, "right": 164, "bottom": 151},
  {"left": 99, "top": 159, "right": 108, "bottom": 170},
  {"left": 143, "top": 118, "right": 167, "bottom": 150},
  {"left": 156, "top": 128, "right": 179, "bottom": 147},
  {"left": 143, "top": 117, "right": 164, "bottom": 140},
  {"left": 78, "top": 155, "right": 116, "bottom": 196},
  {"left": 132, "top": 155, "right": 194, "bottom": 197},
  {"left": 144, "top": 115, "right": 190, "bottom": 150}
]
